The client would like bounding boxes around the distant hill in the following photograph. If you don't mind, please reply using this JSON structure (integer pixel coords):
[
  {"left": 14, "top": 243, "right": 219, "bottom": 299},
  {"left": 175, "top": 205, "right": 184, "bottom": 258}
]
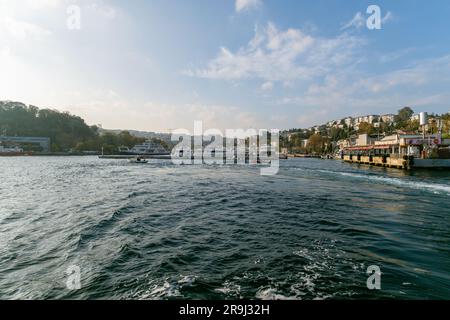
[
  {"left": 0, "top": 101, "right": 148, "bottom": 154},
  {"left": 98, "top": 128, "right": 172, "bottom": 144},
  {"left": 0, "top": 100, "right": 98, "bottom": 151}
]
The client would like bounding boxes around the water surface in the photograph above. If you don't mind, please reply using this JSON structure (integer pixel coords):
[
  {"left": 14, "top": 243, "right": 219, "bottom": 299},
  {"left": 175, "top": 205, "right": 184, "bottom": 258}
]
[{"left": 0, "top": 157, "right": 449, "bottom": 299}]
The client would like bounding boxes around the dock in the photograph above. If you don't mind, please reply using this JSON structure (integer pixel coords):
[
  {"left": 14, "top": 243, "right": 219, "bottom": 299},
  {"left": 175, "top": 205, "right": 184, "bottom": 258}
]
[
  {"left": 99, "top": 154, "right": 172, "bottom": 160},
  {"left": 342, "top": 154, "right": 450, "bottom": 170},
  {"left": 287, "top": 154, "right": 321, "bottom": 158},
  {"left": 343, "top": 154, "right": 411, "bottom": 170}
]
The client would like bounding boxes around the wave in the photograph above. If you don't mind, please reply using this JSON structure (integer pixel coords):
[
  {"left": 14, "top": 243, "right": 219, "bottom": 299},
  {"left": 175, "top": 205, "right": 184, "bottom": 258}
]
[
  {"left": 337, "top": 172, "right": 450, "bottom": 195},
  {"left": 289, "top": 167, "right": 450, "bottom": 195},
  {"left": 136, "top": 275, "right": 197, "bottom": 299}
]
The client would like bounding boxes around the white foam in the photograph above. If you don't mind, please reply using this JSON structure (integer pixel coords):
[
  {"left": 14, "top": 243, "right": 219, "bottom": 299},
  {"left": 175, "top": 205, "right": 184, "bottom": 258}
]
[
  {"left": 338, "top": 172, "right": 450, "bottom": 194},
  {"left": 292, "top": 167, "right": 450, "bottom": 195},
  {"left": 139, "top": 281, "right": 180, "bottom": 299},
  {"left": 215, "top": 281, "right": 241, "bottom": 297},
  {"left": 255, "top": 288, "right": 297, "bottom": 300}
]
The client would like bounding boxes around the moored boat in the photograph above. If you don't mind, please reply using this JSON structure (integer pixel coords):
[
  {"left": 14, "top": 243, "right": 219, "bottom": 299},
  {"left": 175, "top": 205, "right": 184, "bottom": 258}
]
[
  {"left": 129, "top": 157, "right": 148, "bottom": 164},
  {"left": 0, "top": 145, "right": 29, "bottom": 156},
  {"left": 119, "top": 140, "right": 169, "bottom": 156}
]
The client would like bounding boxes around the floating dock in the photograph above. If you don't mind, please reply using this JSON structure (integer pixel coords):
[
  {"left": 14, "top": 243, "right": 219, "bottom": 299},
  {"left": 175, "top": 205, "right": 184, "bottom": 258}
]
[
  {"left": 342, "top": 154, "right": 450, "bottom": 170},
  {"left": 343, "top": 154, "right": 411, "bottom": 169},
  {"left": 99, "top": 154, "right": 171, "bottom": 160}
]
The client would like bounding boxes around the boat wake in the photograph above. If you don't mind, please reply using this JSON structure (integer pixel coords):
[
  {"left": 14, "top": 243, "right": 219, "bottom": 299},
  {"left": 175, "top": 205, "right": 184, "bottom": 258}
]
[
  {"left": 311, "top": 168, "right": 450, "bottom": 194},
  {"left": 288, "top": 167, "right": 450, "bottom": 195},
  {"left": 337, "top": 172, "right": 450, "bottom": 195}
]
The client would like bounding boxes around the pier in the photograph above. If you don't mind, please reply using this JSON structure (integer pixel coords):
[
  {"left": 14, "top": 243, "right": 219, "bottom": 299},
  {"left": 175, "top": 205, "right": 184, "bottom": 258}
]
[
  {"left": 343, "top": 154, "right": 411, "bottom": 170},
  {"left": 99, "top": 154, "right": 172, "bottom": 160},
  {"left": 287, "top": 154, "right": 321, "bottom": 158},
  {"left": 338, "top": 132, "right": 450, "bottom": 170}
]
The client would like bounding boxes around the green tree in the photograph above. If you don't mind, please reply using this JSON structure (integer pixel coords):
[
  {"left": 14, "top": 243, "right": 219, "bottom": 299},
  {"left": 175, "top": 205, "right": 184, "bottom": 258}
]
[
  {"left": 329, "top": 127, "right": 347, "bottom": 142},
  {"left": 307, "top": 134, "right": 325, "bottom": 154},
  {"left": 395, "top": 106, "right": 414, "bottom": 130},
  {"left": 0, "top": 101, "right": 151, "bottom": 154},
  {"left": 358, "top": 122, "right": 374, "bottom": 134}
]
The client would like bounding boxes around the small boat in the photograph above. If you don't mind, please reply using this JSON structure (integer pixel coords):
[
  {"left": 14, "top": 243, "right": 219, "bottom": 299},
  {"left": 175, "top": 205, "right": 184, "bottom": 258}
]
[
  {"left": 129, "top": 157, "right": 148, "bottom": 164},
  {"left": 0, "top": 145, "right": 28, "bottom": 157}
]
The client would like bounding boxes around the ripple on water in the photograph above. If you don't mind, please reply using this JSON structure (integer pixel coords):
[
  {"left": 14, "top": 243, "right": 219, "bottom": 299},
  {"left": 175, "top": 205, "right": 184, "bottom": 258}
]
[{"left": 0, "top": 157, "right": 449, "bottom": 299}]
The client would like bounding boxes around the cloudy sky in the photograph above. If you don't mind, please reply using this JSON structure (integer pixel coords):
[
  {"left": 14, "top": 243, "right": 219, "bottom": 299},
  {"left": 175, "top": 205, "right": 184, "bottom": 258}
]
[{"left": 1, "top": 0, "right": 450, "bottom": 131}]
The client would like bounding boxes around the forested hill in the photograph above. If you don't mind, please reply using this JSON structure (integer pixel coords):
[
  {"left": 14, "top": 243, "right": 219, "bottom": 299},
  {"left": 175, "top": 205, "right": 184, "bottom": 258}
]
[{"left": 0, "top": 101, "right": 146, "bottom": 153}]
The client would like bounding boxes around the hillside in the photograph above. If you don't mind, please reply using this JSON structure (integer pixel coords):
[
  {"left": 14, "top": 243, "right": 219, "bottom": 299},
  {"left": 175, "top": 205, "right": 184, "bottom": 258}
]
[{"left": 0, "top": 101, "right": 146, "bottom": 153}]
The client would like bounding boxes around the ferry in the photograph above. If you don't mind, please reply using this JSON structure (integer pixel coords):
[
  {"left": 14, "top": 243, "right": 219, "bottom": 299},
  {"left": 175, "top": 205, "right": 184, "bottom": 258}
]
[
  {"left": 0, "top": 145, "right": 28, "bottom": 156},
  {"left": 118, "top": 140, "right": 170, "bottom": 156}
]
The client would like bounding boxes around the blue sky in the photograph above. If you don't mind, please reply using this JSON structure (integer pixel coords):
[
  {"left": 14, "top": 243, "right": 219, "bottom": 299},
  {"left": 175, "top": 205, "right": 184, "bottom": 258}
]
[{"left": 1, "top": 0, "right": 450, "bottom": 131}]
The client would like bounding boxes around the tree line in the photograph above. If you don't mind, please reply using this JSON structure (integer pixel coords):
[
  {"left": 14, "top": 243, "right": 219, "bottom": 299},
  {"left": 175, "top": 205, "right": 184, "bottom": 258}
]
[{"left": 0, "top": 101, "right": 152, "bottom": 154}]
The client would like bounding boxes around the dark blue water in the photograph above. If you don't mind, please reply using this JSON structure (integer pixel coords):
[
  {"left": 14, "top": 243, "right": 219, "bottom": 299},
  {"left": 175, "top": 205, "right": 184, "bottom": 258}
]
[{"left": 0, "top": 156, "right": 449, "bottom": 299}]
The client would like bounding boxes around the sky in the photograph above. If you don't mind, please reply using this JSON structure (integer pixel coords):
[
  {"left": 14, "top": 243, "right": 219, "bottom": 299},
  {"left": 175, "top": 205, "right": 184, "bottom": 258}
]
[{"left": 1, "top": 0, "right": 450, "bottom": 132}]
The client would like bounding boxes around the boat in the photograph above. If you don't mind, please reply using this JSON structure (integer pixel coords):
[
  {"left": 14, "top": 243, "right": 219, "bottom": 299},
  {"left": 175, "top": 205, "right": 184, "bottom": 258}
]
[
  {"left": 129, "top": 157, "right": 148, "bottom": 164},
  {"left": 0, "top": 145, "right": 28, "bottom": 156},
  {"left": 119, "top": 140, "right": 169, "bottom": 156}
]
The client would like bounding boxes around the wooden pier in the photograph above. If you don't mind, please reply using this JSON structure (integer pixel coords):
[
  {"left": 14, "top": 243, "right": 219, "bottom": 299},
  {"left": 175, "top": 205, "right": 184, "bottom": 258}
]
[{"left": 343, "top": 154, "right": 411, "bottom": 170}]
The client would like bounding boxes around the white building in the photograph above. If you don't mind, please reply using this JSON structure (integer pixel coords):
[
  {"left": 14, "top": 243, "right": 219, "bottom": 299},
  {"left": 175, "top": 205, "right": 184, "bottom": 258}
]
[
  {"left": 381, "top": 114, "right": 396, "bottom": 123},
  {"left": 343, "top": 117, "right": 353, "bottom": 127}
]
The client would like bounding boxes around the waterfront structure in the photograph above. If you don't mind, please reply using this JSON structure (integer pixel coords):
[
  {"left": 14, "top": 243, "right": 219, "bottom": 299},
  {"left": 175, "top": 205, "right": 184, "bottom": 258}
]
[
  {"left": 356, "top": 134, "right": 379, "bottom": 147},
  {"left": 341, "top": 133, "right": 450, "bottom": 169},
  {"left": 0, "top": 136, "right": 50, "bottom": 152},
  {"left": 0, "top": 144, "right": 25, "bottom": 156},
  {"left": 287, "top": 132, "right": 303, "bottom": 142},
  {"left": 343, "top": 117, "right": 353, "bottom": 127},
  {"left": 380, "top": 114, "right": 396, "bottom": 123},
  {"left": 302, "top": 113, "right": 397, "bottom": 134},
  {"left": 118, "top": 140, "right": 169, "bottom": 155}
]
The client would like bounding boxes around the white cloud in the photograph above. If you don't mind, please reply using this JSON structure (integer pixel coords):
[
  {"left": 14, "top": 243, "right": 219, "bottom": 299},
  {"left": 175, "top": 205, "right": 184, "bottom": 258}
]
[
  {"left": 341, "top": 12, "right": 365, "bottom": 30},
  {"left": 342, "top": 10, "right": 394, "bottom": 30},
  {"left": 186, "top": 22, "right": 363, "bottom": 82},
  {"left": 0, "top": 0, "right": 63, "bottom": 17},
  {"left": 277, "top": 55, "right": 450, "bottom": 126},
  {"left": 0, "top": 16, "right": 52, "bottom": 39},
  {"left": 68, "top": 99, "right": 264, "bottom": 131},
  {"left": 0, "top": 0, "right": 63, "bottom": 40},
  {"left": 382, "top": 11, "right": 393, "bottom": 24},
  {"left": 87, "top": 1, "right": 118, "bottom": 19},
  {"left": 24, "top": 0, "right": 63, "bottom": 9},
  {"left": 260, "top": 81, "right": 273, "bottom": 91},
  {"left": 379, "top": 47, "right": 415, "bottom": 63},
  {"left": 235, "top": 0, "right": 261, "bottom": 13},
  {"left": 359, "top": 55, "right": 450, "bottom": 93}
]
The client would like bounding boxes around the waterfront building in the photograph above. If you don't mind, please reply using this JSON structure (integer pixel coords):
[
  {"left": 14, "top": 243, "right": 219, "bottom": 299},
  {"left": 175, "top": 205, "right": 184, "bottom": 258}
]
[
  {"left": 381, "top": 114, "right": 396, "bottom": 123},
  {"left": 287, "top": 132, "right": 303, "bottom": 142},
  {"left": 341, "top": 133, "right": 450, "bottom": 169},
  {"left": 300, "top": 139, "right": 309, "bottom": 148},
  {"left": 0, "top": 136, "right": 50, "bottom": 152},
  {"left": 356, "top": 134, "right": 379, "bottom": 147},
  {"left": 368, "top": 115, "right": 379, "bottom": 124},
  {"left": 343, "top": 117, "right": 353, "bottom": 127}
]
